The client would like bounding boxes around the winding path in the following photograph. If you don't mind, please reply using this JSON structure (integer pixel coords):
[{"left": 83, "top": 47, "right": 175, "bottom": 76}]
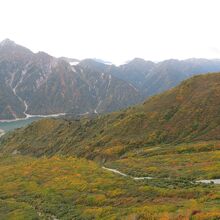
[
  {"left": 102, "top": 167, "right": 220, "bottom": 184},
  {"left": 196, "top": 179, "right": 220, "bottom": 184},
  {"left": 102, "top": 166, "right": 152, "bottom": 180}
]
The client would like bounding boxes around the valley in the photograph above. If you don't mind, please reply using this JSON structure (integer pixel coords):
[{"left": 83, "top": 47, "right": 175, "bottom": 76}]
[
  {"left": 1, "top": 72, "right": 220, "bottom": 218},
  {"left": 2, "top": 0, "right": 220, "bottom": 219}
]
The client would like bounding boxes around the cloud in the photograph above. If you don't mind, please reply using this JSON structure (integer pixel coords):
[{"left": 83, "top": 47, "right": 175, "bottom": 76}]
[
  {"left": 209, "top": 47, "right": 220, "bottom": 56},
  {"left": 1, "top": 0, "right": 220, "bottom": 64}
]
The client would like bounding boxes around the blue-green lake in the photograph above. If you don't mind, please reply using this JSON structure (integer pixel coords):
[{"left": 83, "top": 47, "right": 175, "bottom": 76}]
[{"left": 0, "top": 117, "right": 42, "bottom": 132}]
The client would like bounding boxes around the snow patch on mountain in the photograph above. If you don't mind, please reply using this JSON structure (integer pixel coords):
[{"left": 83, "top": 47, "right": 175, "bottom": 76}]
[{"left": 69, "top": 61, "right": 79, "bottom": 66}]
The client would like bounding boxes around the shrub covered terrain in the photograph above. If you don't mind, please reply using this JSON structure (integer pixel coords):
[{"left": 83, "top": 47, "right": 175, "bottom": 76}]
[
  {"left": 1, "top": 73, "right": 220, "bottom": 219},
  {"left": 0, "top": 155, "right": 220, "bottom": 219}
]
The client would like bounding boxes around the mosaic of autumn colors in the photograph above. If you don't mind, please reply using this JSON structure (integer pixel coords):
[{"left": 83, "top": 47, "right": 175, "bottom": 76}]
[{"left": 0, "top": 73, "right": 220, "bottom": 219}]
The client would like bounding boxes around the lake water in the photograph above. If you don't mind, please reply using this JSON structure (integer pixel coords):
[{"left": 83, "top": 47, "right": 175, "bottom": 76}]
[
  {"left": 0, "top": 117, "right": 42, "bottom": 132},
  {"left": 0, "top": 113, "right": 67, "bottom": 133}
]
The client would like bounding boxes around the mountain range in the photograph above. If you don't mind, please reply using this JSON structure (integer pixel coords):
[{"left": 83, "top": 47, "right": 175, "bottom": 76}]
[
  {"left": 108, "top": 57, "right": 220, "bottom": 97},
  {"left": 1, "top": 59, "right": 220, "bottom": 218},
  {"left": 2, "top": 39, "right": 220, "bottom": 120},
  {"left": 0, "top": 39, "right": 141, "bottom": 119}
]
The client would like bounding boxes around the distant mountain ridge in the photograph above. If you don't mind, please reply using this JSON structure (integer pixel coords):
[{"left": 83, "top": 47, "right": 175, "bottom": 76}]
[
  {"left": 76, "top": 57, "right": 220, "bottom": 98},
  {"left": 1, "top": 39, "right": 220, "bottom": 120},
  {"left": 74, "top": 56, "right": 220, "bottom": 98},
  {"left": 106, "top": 57, "right": 220, "bottom": 97},
  {"left": 0, "top": 39, "right": 142, "bottom": 119}
]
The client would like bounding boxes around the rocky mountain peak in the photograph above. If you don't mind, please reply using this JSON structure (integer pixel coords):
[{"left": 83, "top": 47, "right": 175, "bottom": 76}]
[{"left": 0, "top": 38, "right": 16, "bottom": 47}]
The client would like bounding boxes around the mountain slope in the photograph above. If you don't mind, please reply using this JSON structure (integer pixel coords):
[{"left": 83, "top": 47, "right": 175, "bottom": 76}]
[
  {"left": 1, "top": 72, "right": 220, "bottom": 158},
  {"left": 76, "top": 57, "right": 220, "bottom": 99},
  {"left": 2, "top": 39, "right": 220, "bottom": 120},
  {"left": 0, "top": 39, "right": 142, "bottom": 119},
  {"left": 78, "top": 59, "right": 142, "bottom": 113},
  {"left": 109, "top": 58, "right": 220, "bottom": 97}
]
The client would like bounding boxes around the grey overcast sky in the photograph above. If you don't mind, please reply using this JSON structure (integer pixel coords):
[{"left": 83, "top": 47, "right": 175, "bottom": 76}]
[{"left": 1, "top": 0, "right": 220, "bottom": 64}]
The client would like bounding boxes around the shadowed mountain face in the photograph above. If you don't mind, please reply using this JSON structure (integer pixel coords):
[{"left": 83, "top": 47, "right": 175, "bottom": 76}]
[
  {"left": 2, "top": 72, "right": 220, "bottom": 159},
  {"left": 0, "top": 40, "right": 142, "bottom": 119}
]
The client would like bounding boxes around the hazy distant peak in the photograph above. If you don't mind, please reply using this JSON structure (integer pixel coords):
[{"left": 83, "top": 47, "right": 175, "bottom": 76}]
[
  {"left": 35, "top": 51, "right": 53, "bottom": 59},
  {"left": 128, "top": 58, "right": 147, "bottom": 63},
  {"left": 0, "top": 38, "right": 16, "bottom": 47},
  {"left": 79, "top": 58, "right": 105, "bottom": 66},
  {"left": 92, "top": 58, "right": 113, "bottom": 65},
  {"left": 59, "top": 57, "right": 80, "bottom": 66},
  {"left": 127, "top": 58, "right": 155, "bottom": 65},
  {"left": 0, "top": 38, "right": 33, "bottom": 61}
]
